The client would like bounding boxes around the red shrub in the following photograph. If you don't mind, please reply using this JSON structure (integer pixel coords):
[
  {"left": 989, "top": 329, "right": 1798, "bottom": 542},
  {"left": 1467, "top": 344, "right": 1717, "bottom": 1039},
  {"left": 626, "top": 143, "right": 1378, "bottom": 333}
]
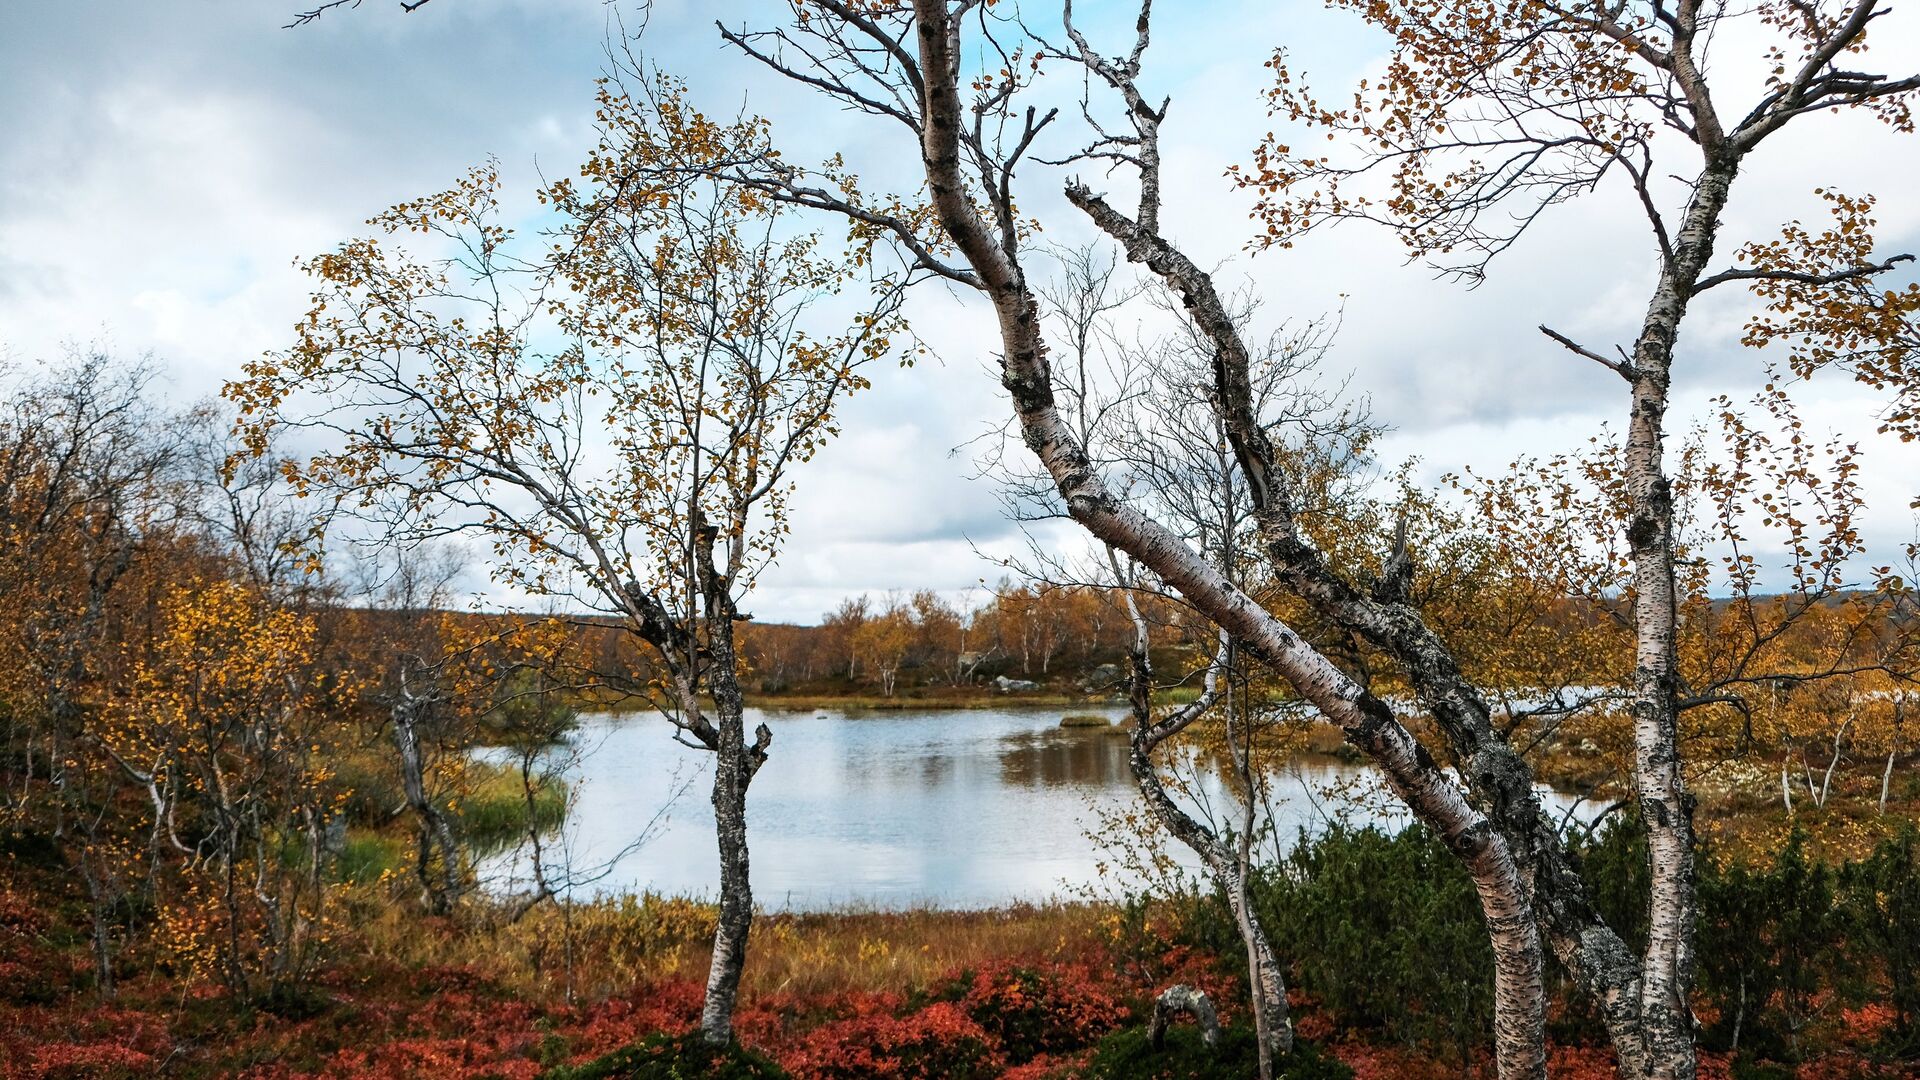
[
  {"left": 28, "top": 1042, "right": 156, "bottom": 1080},
  {"left": 313, "top": 1037, "right": 543, "bottom": 1080},
  {"left": 561, "top": 980, "right": 706, "bottom": 1060},
  {"left": 957, "top": 962, "right": 1128, "bottom": 1062},
  {"left": 789, "top": 1000, "right": 1003, "bottom": 1079},
  {"left": 1838, "top": 1002, "right": 1899, "bottom": 1045}
]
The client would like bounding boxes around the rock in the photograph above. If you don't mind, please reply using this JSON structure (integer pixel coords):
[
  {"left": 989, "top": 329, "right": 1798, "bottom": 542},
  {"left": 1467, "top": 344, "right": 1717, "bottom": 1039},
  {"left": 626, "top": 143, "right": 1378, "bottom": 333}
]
[{"left": 994, "top": 674, "right": 1039, "bottom": 692}]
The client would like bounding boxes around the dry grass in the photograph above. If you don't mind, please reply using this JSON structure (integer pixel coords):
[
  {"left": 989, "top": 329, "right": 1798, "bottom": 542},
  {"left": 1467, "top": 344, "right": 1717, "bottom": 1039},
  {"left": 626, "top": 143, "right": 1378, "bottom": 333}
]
[
  {"left": 337, "top": 889, "right": 1114, "bottom": 1006},
  {"left": 736, "top": 904, "right": 1111, "bottom": 998}
]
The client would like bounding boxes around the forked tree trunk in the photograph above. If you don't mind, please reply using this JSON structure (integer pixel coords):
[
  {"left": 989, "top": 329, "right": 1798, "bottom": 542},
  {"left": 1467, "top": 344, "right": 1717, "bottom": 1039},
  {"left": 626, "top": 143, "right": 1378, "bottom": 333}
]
[
  {"left": 1126, "top": 730, "right": 1294, "bottom": 1059},
  {"left": 904, "top": 6, "right": 1543, "bottom": 1074},
  {"left": 698, "top": 616, "right": 771, "bottom": 1047},
  {"left": 1151, "top": 984, "right": 1222, "bottom": 1050},
  {"left": 1118, "top": 597, "right": 1292, "bottom": 1062},
  {"left": 701, "top": 702, "right": 754, "bottom": 1046},
  {"left": 392, "top": 690, "right": 463, "bottom": 914},
  {"left": 1817, "top": 717, "right": 1854, "bottom": 809},
  {"left": 1615, "top": 155, "right": 1739, "bottom": 1080}
]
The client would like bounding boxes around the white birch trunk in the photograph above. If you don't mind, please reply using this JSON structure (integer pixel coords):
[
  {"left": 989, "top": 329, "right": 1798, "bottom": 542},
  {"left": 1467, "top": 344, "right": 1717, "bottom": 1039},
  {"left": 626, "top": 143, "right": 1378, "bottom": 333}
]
[
  {"left": 907, "top": 6, "right": 1545, "bottom": 1073},
  {"left": 1615, "top": 155, "right": 1739, "bottom": 1080}
]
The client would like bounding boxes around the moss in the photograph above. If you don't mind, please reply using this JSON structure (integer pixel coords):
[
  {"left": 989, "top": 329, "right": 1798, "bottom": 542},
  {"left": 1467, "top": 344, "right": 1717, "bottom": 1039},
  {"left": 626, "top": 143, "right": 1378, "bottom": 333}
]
[
  {"left": 542, "top": 1031, "right": 789, "bottom": 1080},
  {"left": 1060, "top": 714, "right": 1114, "bottom": 728}
]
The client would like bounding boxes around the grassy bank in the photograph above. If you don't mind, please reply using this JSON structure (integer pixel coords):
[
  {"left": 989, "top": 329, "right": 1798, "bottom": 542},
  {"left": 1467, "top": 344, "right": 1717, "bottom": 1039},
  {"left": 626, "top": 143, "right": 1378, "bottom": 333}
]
[
  {"left": 338, "top": 894, "right": 1118, "bottom": 1004},
  {"left": 751, "top": 690, "right": 1100, "bottom": 712},
  {"left": 570, "top": 680, "right": 1213, "bottom": 715},
  {"left": 455, "top": 759, "right": 570, "bottom": 853},
  {"left": 7, "top": 818, "right": 1918, "bottom": 1078}
]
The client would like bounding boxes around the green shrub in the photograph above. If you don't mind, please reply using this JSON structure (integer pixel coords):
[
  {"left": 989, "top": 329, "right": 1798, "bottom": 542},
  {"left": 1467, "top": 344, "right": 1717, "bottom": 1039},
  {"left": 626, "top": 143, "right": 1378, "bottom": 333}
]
[
  {"left": 542, "top": 1031, "right": 789, "bottom": 1080},
  {"left": 1695, "top": 831, "right": 1847, "bottom": 1059},
  {"left": 1839, "top": 825, "right": 1920, "bottom": 1054},
  {"left": 1251, "top": 825, "right": 1493, "bottom": 1067},
  {"left": 1077, "top": 1025, "right": 1351, "bottom": 1080},
  {"left": 1135, "top": 815, "right": 1920, "bottom": 1066}
]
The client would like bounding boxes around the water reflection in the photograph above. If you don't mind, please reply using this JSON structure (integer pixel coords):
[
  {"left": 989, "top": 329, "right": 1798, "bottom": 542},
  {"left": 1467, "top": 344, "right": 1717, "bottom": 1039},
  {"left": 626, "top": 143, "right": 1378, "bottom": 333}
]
[
  {"left": 477, "top": 706, "right": 1593, "bottom": 911},
  {"left": 997, "top": 726, "right": 1133, "bottom": 788}
]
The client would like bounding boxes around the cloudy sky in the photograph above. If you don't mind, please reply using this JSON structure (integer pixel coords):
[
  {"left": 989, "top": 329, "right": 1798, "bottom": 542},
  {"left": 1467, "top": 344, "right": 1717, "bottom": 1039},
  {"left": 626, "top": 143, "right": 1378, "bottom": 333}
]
[{"left": 3, "top": 0, "right": 1918, "bottom": 623}]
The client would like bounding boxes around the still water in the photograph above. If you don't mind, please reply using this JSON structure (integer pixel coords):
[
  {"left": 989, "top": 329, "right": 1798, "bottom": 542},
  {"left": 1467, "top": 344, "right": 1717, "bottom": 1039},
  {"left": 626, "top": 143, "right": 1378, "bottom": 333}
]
[{"left": 478, "top": 706, "right": 1595, "bottom": 911}]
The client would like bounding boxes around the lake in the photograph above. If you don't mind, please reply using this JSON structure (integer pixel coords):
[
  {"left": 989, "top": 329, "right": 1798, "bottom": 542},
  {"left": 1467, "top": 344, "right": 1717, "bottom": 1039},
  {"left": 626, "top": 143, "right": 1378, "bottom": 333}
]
[{"left": 477, "top": 705, "right": 1597, "bottom": 911}]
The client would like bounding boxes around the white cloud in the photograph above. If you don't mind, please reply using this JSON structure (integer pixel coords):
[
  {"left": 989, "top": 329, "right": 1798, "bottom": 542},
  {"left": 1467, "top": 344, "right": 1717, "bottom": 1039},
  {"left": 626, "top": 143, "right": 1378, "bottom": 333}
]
[{"left": 3, "top": 0, "right": 1917, "bottom": 623}]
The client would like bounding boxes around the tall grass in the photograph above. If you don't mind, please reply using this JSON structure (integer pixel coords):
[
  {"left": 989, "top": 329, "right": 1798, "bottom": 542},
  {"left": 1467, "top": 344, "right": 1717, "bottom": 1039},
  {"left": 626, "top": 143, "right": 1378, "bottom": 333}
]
[
  {"left": 336, "top": 890, "right": 1112, "bottom": 1004},
  {"left": 453, "top": 759, "right": 568, "bottom": 853}
]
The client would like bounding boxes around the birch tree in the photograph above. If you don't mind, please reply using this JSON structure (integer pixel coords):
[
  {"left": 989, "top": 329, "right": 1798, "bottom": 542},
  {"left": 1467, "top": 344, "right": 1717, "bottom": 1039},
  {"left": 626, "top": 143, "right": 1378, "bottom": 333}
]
[
  {"left": 601, "top": 0, "right": 1916, "bottom": 1073},
  {"left": 677, "top": 5, "right": 1556, "bottom": 1073},
  {"left": 998, "top": 243, "right": 1367, "bottom": 1073},
  {"left": 225, "top": 80, "right": 907, "bottom": 1041},
  {"left": 1234, "top": 4, "right": 1918, "bottom": 1069},
  {"left": 0, "top": 354, "right": 188, "bottom": 997}
]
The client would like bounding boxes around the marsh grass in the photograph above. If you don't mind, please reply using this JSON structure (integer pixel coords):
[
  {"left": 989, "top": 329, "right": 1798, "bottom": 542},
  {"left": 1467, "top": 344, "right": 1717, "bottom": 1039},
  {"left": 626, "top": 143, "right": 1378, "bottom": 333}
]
[
  {"left": 335, "top": 833, "right": 408, "bottom": 885},
  {"left": 453, "top": 760, "right": 569, "bottom": 853},
  {"left": 754, "top": 692, "right": 1095, "bottom": 712},
  {"left": 338, "top": 890, "right": 1114, "bottom": 1005}
]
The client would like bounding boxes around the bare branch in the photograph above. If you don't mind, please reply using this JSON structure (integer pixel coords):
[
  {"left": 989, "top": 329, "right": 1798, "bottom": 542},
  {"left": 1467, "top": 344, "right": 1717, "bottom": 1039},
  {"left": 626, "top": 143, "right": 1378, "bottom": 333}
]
[
  {"left": 1694, "top": 252, "right": 1915, "bottom": 296},
  {"left": 1540, "top": 324, "right": 1637, "bottom": 380}
]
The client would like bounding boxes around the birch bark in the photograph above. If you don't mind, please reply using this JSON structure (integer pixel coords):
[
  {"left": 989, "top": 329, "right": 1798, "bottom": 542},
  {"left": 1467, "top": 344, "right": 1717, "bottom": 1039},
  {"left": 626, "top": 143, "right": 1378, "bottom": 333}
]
[{"left": 905, "top": 4, "right": 1546, "bottom": 1073}]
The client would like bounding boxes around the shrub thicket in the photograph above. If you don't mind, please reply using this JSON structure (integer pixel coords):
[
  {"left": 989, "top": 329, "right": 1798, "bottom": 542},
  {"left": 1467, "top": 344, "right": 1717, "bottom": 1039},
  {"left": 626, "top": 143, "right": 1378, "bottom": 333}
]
[
  {"left": 1076, "top": 1025, "right": 1353, "bottom": 1080},
  {"left": 1151, "top": 820, "right": 1920, "bottom": 1069}
]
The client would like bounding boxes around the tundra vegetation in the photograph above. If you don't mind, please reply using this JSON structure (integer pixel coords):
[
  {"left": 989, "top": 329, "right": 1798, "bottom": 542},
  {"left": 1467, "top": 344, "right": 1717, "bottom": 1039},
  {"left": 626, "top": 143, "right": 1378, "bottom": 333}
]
[{"left": 4, "top": 0, "right": 1920, "bottom": 1078}]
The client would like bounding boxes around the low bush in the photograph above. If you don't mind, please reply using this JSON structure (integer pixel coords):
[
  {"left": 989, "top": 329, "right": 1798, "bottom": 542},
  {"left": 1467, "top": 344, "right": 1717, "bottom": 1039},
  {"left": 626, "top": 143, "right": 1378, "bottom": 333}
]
[
  {"left": 1249, "top": 824, "right": 1494, "bottom": 1067},
  {"left": 1150, "top": 819, "right": 1920, "bottom": 1068},
  {"left": 788, "top": 1000, "right": 1003, "bottom": 1079},
  {"left": 1075, "top": 1025, "right": 1352, "bottom": 1080},
  {"left": 951, "top": 963, "right": 1129, "bottom": 1062},
  {"left": 1582, "top": 818, "right": 1920, "bottom": 1060},
  {"left": 543, "top": 1031, "right": 790, "bottom": 1080},
  {"left": 1838, "top": 827, "right": 1920, "bottom": 1053}
]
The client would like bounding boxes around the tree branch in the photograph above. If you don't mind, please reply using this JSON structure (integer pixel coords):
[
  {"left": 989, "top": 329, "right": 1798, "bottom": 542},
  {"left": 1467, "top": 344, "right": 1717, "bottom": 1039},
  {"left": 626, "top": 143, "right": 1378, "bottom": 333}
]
[
  {"left": 1693, "top": 252, "right": 1915, "bottom": 295},
  {"left": 1540, "top": 324, "right": 1637, "bottom": 381},
  {"left": 286, "top": 0, "right": 433, "bottom": 29}
]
